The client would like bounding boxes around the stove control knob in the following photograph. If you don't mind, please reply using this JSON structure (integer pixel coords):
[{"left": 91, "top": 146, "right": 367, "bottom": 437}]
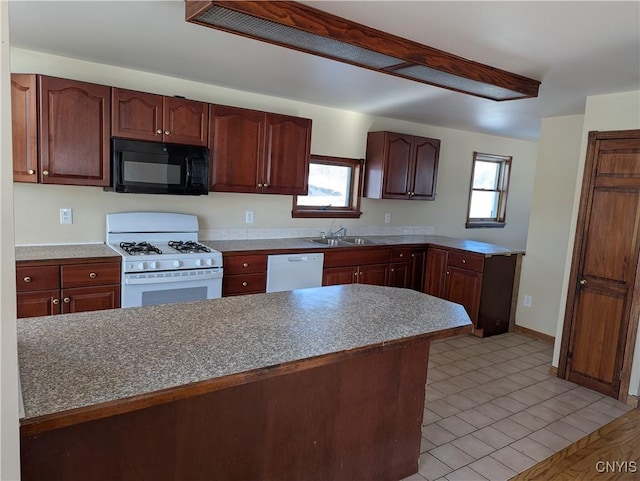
[
  {"left": 195, "top": 259, "right": 202, "bottom": 267},
  {"left": 149, "top": 261, "right": 158, "bottom": 269},
  {"left": 137, "top": 262, "right": 146, "bottom": 270},
  {"left": 173, "top": 260, "right": 181, "bottom": 268},
  {"left": 206, "top": 258, "right": 213, "bottom": 266}
]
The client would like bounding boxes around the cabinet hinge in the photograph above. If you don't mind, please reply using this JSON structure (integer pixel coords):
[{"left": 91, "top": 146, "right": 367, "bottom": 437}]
[{"left": 619, "top": 370, "right": 623, "bottom": 381}]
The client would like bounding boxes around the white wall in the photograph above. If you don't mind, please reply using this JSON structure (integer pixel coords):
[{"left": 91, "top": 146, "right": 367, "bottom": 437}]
[
  {"left": 546, "top": 91, "right": 640, "bottom": 396},
  {"left": 516, "top": 115, "right": 584, "bottom": 337},
  {"left": 1, "top": 2, "right": 21, "bottom": 479},
  {"left": 11, "top": 48, "right": 537, "bottom": 250}
]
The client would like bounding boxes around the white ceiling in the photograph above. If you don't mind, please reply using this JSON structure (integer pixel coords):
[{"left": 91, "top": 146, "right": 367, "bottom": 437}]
[{"left": 8, "top": 1, "right": 640, "bottom": 140}]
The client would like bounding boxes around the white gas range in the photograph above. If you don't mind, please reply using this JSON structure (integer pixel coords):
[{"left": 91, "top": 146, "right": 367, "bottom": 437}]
[{"left": 106, "top": 212, "right": 223, "bottom": 308}]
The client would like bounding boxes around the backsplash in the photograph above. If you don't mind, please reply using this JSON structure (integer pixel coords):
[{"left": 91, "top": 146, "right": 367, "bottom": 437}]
[{"left": 199, "top": 225, "right": 436, "bottom": 241}]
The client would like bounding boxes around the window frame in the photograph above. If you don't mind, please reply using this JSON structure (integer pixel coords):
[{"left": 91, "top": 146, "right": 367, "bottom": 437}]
[
  {"left": 292, "top": 154, "right": 363, "bottom": 219},
  {"left": 465, "top": 152, "right": 512, "bottom": 228}
]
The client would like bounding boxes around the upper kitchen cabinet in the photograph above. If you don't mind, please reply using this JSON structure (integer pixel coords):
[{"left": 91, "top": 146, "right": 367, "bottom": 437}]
[
  {"left": 112, "top": 88, "right": 208, "bottom": 146},
  {"left": 364, "top": 131, "right": 440, "bottom": 200},
  {"left": 11, "top": 74, "right": 38, "bottom": 183},
  {"left": 209, "top": 105, "right": 311, "bottom": 195},
  {"left": 39, "top": 76, "right": 111, "bottom": 186}
]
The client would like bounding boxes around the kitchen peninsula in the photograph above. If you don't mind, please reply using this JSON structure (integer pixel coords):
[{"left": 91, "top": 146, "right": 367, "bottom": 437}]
[{"left": 18, "top": 284, "right": 472, "bottom": 481}]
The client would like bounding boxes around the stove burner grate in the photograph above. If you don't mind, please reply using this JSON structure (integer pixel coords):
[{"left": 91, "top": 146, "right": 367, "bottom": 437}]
[
  {"left": 119, "top": 241, "right": 163, "bottom": 255},
  {"left": 168, "top": 240, "right": 211, "bottom": 254}
]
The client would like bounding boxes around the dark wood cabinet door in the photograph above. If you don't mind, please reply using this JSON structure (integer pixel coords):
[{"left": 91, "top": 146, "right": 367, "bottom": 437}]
[
  {"left": 11, "top": 74, "right": 38, "bottom": 183},
  {"left": 409, "top": 249, "right": 426, "bottom": 291},
  {"left": 445, "top": 267, "right": 482, "bottom": 326},
  {"left": 263, "top": 113, "right": 311, "bottom": 195},
  {"left": 411, "top": 137, "right": 440, "bottom": 200},
  {"left": 62, "top": 285, "right": 120, "bottom": 314},
  {"left": 382, "top": 133, "right": 413, "bottom": 199},
  {"left": 163, "top": 97, "right": 208, "bottom": 146},
  {"left": 209, "top": 105, "right": 264, "bottom": 193},
  {"left": 323, "top": 266, "right": 357, "bottom": 286},
  {"left": 388, "top": 262, "right": 409, "bottom": 288},
  {"left": 424, "top": 248, "right": 448, "bottom": 297},
  {"left": 358, "top": 264, "right": 389, "bottom": 286},
  {"left": 112, "top": 88, "right": 163, "bottom": 142},
  {"left": 39, "top": 76, "right": 111, "bottom": 186},
  {"left": 17, "top": 290, "right": 61, "bottom": 318}
]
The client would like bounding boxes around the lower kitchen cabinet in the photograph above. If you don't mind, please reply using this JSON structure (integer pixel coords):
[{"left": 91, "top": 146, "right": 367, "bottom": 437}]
[
  {"left": 322, "top": 248, "right": 391, "bottom": 287},
  {"left": 16, "top": 260, "right": 121, "bottom": 318},
  {"left": 222, "top": 253, "right": 267, "bottom": 296},
  {"left": 424, "top": 247, "right": 517, "bottom": 337}
]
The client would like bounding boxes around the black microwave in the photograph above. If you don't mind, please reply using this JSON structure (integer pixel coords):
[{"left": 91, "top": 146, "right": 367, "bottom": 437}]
[{"left": 108, "top": 138, "right": 209, "bottom": 195}]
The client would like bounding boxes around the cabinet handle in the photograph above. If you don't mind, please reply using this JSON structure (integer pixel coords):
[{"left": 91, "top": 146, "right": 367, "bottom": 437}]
[
  {"left": 52, "top": 298, "right": 60, "bottom": 305},
  {"left": 579, "top": 279, "right": 587, "bottom": 286},
  {"left": 258, "top": 183, "right": 263, "bottom": 188},
  {"left": 446, "top": 271, "right": 450, "bottom": 275},
  {"left": 23, "top": 276, "right": 31, "bottom": 283},
  {"left": 164, "top": 130, "right": 171, "bottom": 135},
  {"left": 42, "top": 170, "right": 49, "bottom": 176},
  {"left": 263, "top": 183, "right": 269, "bottom": 188},
  {"left": 399, "top": 253, "right": 404, "bottom": 257},
  {"left": 89, "top": 272, "right": 97, "bottom": 279},
  {"left": 156, "top": 129, "right": 162, "bottom": 135},
  {"left": 411, "top": 254, "right": 415, "bottom": 257},
  {"left": 462, "top": 259, "right": 466, "bottom": 264},
  {"left": 391, "top": 268, "right": 395, "bottom": 272},
  {"left": 243, "top": 262, "right": 249, "bottom": 268},
  {"left": 63, "top": 297, "right": 70, "bottom": 304},
  {"left": 242, "top": 281, "right": 248, "bottom": 287},
  {"left": 28, "top": 169, "right": 35, "bottom": 175}
]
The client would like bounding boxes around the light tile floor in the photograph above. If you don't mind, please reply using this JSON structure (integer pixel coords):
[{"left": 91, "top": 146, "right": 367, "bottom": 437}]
[{"left": 403, "top": 332, "right": 634, "bottom": 481}]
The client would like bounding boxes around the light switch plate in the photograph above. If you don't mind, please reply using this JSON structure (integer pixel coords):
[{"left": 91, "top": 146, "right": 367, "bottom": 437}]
[
  {"left": 245, "top": 210, "right": 254, "bottom": 224},
  {"left": 384, "top": 213, "right": 391, "bottom": 224}
]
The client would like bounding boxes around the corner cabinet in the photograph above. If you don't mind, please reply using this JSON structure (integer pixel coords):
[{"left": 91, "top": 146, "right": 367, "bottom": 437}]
[
  {"left": 112, "top": 88, "right": 208, "bottom": 146},
  {"left": 424, "top": 247, "right": 517, "bottom": 337},
  {"left": 209, "top": 105, "right": 311, "bottom": 195},
  {"left": 11, "top": 75, "right": 111, "bottom": 186},
  {"left": 364, "top": 131, "right": 440, "bottom": 200}
]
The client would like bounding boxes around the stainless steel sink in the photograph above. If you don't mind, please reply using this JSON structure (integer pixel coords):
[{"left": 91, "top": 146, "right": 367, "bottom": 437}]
[
  {"left": 339, "top": 236, "right": 376, "bottom": 245},
  {"left": 308, "top": 238, "right": 342, "bottom": 246},
  {"left": 307, "top": 236, "right": 375, "bottom": 247}
]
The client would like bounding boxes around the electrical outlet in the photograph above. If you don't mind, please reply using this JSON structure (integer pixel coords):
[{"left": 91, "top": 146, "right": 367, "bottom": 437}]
[
  {"left": 523, "top": 295, "right": 532, "bottom": 307},
  {"left": 60, "top": 208, "right": 73, "bottom": 225},
  {"left": 245, "top": 210, "right": 254, "bottom": 224},
  {"left": 384, "top": 213, "right": 391, "bottom": 224}
]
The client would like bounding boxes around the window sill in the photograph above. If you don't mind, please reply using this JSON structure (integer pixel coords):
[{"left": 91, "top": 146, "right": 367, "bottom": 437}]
[
  {"left": 466, "top": 221, "right": 506, "bottom": 229},
  {"left": 292, "top": 210, "right": 362, "bottom": 219}
]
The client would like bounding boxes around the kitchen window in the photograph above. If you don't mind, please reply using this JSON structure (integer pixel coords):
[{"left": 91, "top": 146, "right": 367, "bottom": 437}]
[
  {"left": 292, "top": 155, "right": 363, "bottom": 218},
  {"left": 466, "top": 152, "right": 512, "bottom": 228}
]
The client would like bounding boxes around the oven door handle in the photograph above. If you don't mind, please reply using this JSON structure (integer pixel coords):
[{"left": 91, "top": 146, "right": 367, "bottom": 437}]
[{"left": 124, "top": 270, "right": 223, "bottom": 285}]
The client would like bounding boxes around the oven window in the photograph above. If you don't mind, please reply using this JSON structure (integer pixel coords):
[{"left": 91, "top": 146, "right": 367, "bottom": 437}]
[
  {"left": 141, "top": 287, "right": 207, "bottom": 306},
  {"left": 122, "top": 152, "right": 182, "bottom": 185}
]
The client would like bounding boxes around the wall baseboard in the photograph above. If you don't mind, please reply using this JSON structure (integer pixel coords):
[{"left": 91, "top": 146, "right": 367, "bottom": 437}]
[
  {"left": 514, "top": 325, "right": 555, "bottom": 344},
  {"left": 549, "top": 365, "right": 558, "bottom": 377},
  {"left": 626, "top": 394, "right": 639, "bottom": 408}
]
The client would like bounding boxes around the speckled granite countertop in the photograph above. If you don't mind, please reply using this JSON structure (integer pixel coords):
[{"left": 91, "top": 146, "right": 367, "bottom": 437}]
[
  {"left": 15, "top": 244, "right": 120, "bottom": 262},
  {"left": 17, "top": 284, "right": 471, "bottom": 421},
  {"left": 203, "top": 235, "right": 523, "bottom": 256}
]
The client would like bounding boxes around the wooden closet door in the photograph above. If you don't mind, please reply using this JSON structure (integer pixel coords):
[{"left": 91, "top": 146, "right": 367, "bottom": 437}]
[{"left": 560, "top": 130, "right": 640, "bottom": 399}]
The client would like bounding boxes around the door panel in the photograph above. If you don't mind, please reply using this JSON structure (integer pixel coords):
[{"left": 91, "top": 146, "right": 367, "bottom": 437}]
[
  {"left": 445, "top": 267, "right": 482, "bottom": 327},
  {"left": 163, "top": 98, "right": 208, "bottom": 146},
  {"left": 561, "top": 130, "right": 640, "bottom": 400},
  {"left": 264, "top": 114, "right": 311, "bottom": 195},
  {"left": 209, "top": 105, "right": 264, "bottom": 193},
  {"left": 62, "top": 286, "right": 120, "bottom": 314},
  {"left": 411, "top": 137, "right": 440, "bottom": 199},
  {"left": 383, "top": 134, "right": 412, "bottom": 198},
  {"left": 17, "top": 290, "right": 61, "bottom": 318},
  {"left": 11, "top": 74, "right": 38, "bottom": 182},
  {"left": 323, "top": 267, "right": 356, "bottom": 286},
  {"left": 424, "top": 248, "right": 447, "bottom": 297},
  {"left": 112, "top": 88, "right": 163, "bottom": 142},
  {"left": 358, "top": 264, "right": 389, "bottom": 286},
  {"left": 569, "top": 288, "right": 624, "bottom": 390},
  {"left": 582, "top": 191, "right": 639, "bottom": 282}
]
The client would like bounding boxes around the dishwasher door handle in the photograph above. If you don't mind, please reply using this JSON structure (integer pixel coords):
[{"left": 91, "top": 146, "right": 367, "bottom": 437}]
[{"left": 287, "top": 256, "right": 308, "bottom": 262}]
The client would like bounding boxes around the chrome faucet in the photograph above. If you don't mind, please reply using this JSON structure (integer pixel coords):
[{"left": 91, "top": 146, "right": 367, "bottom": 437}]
[{"left": 328, "top": 226, "right": 348, "bottom": 238}]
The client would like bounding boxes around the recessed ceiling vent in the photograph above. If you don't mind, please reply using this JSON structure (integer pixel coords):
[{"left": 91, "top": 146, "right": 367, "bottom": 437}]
[{"left": 186, "top": 1, "right": 540, "bottom": 101}]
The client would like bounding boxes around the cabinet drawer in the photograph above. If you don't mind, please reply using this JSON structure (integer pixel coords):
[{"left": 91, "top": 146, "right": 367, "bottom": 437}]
[
  {"left": 223, "top": 273, "right": 267, "bottom": 296},
  {"left": 447, "top": 252, "right": 484, "bottom": 272},
  {"left": 323, "top": 248, "right": 391, "bottom": 268},
  {"left": 61, "top": 262, "right": 121, "bottom": 288},
  {"left": 391, "top": 248, "right": 411, "bottom": 262},
  {"left": 16, "top": 266, "right": 59, "bottom": 291},
  {"left": 223, "top": 255, "right": 267, "bottom": 275}
]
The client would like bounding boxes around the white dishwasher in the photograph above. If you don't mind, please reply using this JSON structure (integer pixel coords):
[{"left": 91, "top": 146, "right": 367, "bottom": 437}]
[{"left": 266, "top": 253, "right": 325, "bottom": 293}]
